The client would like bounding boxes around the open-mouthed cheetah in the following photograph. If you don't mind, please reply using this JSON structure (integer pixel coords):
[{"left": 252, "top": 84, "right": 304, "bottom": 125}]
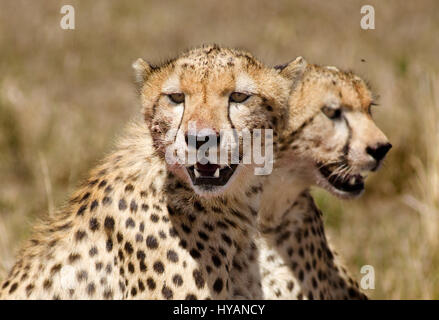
[
  {"left": 231, "top": 58, "right": 391, "bottom": 299},
  {"left": 0, "top": 45, "right": 296, "bottom": 299}
]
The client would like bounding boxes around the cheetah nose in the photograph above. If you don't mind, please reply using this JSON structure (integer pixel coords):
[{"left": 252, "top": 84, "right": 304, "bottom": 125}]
[{"left": 366, "top": 142, "right": 392, "bottom": 162}]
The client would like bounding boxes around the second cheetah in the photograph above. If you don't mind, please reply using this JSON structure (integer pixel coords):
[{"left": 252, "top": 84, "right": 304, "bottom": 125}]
[{"left": 231, "top": 57, "right": 391, "bottom": 300}]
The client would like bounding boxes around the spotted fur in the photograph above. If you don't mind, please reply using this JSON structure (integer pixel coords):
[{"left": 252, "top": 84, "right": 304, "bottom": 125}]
[
  {"left": 230, "top": 59, "right": 390, "bottom": 300},
  {"left": 0, "top": 45, "right": 293, "bottom": 300}
]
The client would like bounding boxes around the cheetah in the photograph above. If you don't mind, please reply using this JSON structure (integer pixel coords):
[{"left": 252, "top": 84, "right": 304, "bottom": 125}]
[
  {"left": 0, "top": 45, "right": 295, "bottom": 299},
  {"left": 230, "top": 57, "right": 391, "bottom": 299}
]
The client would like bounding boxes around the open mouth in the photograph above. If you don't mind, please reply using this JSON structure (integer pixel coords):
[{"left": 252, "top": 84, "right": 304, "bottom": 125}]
[
  {"left": 318, "top": 163, "right": 365, "bottom": 194},
  {"left": 186, "top": 162, "right": 239, "bottom": 187}
]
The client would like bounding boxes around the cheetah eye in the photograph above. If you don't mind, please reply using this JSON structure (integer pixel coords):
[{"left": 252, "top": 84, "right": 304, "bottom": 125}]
[
  {"left": 168, "top": 93, "right": 185, "bottom": 104},
  {"left": 229, "top": 92, "right": 250, "bottom": 103},
  {"left": 321, "top": 106, "right": 342, "bottom": 120}
]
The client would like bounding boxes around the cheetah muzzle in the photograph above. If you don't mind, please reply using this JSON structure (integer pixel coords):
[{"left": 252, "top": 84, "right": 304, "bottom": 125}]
[{"left": 318, "top": 161, "right": 365, "bottom": 195}]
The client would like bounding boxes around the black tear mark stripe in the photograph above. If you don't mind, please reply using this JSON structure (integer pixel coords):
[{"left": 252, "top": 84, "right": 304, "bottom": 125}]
[
  {"left": 341, "top": 115, "right": 352, "bottom": 159},
  {"left": 227, "top": 73, "right": 237, "bottom": 130},
  {"left": 227, "top": 102, "right": 236, "bottom": 129},
  {"left": 176, "top": 73, "right": 186, "bottom": 136},
  {"left": 150, "top": 96, "right": 159, "bottom": 122},
  {"left": 151, "top": 92, "right": 184, "bottom": 146}
]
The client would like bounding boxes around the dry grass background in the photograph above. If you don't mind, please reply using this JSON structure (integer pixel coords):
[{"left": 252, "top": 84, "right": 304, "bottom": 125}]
[{"left": 0, "top": 0, "right": 438, "bottom": 299}]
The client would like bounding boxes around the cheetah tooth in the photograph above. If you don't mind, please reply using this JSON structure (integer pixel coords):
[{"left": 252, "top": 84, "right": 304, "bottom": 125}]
[
  {"left": 214, "top": 168, "right": 220, "bottom": 178},
  {"left": 194, "top": 169, "right": 200, "bottom": 178},
  {"left": 349, "top": 177, "right": 356, "bottom": 185}
]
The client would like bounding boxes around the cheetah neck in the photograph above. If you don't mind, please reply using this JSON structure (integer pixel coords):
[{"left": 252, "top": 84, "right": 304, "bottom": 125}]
[
  {"left": 253, "top": 164, "right": 367, "bottom": 300},
  {"left": 257, "top": 166, "right": 311, "bottom": 231}
]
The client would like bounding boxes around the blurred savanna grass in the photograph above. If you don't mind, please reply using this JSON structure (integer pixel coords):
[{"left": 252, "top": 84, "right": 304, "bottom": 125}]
[{"left": 0, "top": 0, "right": 438, "bottom": 299}]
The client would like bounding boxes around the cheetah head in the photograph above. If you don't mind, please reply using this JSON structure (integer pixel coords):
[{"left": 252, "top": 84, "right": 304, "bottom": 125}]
[
  {"left": 133, "top": 45, "right": 291, "bottom": 197},
  {"left": 278, "top": 58, "right": 391, "bottom": 199}
]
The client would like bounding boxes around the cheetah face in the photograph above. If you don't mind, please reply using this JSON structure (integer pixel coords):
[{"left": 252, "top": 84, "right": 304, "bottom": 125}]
[
  {"left": 281, "top": 63, "right": 391, "bottom": 199},
  {"left": 134, "top": 46, "right": 290, "bottom": 197},
  {"left": 312, "top": 102, "right": 391, "bottom": 198}
]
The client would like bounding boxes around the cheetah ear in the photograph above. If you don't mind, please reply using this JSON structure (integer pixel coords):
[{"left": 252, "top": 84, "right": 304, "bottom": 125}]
[
  {"left": 132, "top": 58, "right": 153, "bottom": 88},
  {"left": 275, "top": 56, "right": 308, "bottom": 82}
]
